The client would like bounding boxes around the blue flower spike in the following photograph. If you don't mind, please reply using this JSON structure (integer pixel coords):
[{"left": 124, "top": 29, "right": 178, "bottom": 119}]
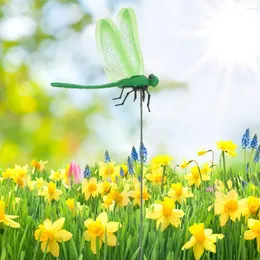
[
  {"left": 104, "top": 150, "right": 111, "bottom": 163},
  {"left": 83, "top": 164, "right": 91, "bottom": 178},
  {"left": 241, "top": 128, "right": 250, "bottom": 149},
  {"left": 250, "top": 134, "right": 258, "bottom": 149},
  {"left": 131, "top": 146, "right": 139, "bottom": 162},
  {"left": 139, "top": 142, "right": 148, "bottom": 163},
  {"left": 127, "top": 156, "right": 134, "bottom": 175}
]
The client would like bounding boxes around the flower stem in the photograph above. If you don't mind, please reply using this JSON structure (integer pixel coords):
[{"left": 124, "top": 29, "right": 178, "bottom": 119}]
[
  {"left": 222, "top": 151, "right": 227, "bottom": 187},
  {"left": 161, "top": 165, "right": 167, "bottom": 193},
  {"left": 244, "top": 149, "right": 247, "bottom": 176}
]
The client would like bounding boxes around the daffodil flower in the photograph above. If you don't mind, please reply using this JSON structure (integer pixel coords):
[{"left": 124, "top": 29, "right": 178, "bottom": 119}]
[
  {"left": 84, "top": 212, "right": 121, "bottom": 254},
  {"left": 151, "top": 155, "right": 173, "bottom": 167},
  {"left": 240, "top": 196, "right": 260, "bottom": 221},
  {"left": 182, "top": 223, "right": 224, "bottom": 260},
  {"left": 0, "top": 200, "right": 20, "bottom": 228},
  {"left": 214, "top": 189, "right": 242, "bottom": 226},
  {"left": 38, "top": 182, "right": 63, "bottom": 202},
  {"left": 31, "top": 160, "right": 48, "bottom": 172},
  {"left": 128, "top": 178, "right": 150, "bottom": 206},
  {"left": 82, "top": 177, "right": 100, "bottom": 200},
  {"left": 146, "top": 197, "right": 184, "bottom": 231},
  {"left": 216, "top": 140, "right": 237, "bottom": 156},
  {"left": 244, "top": 219, "right": 260, "bottom": 252},
  {"left": 168, "top": 183, "right": 193, "bottom": 204},
  {"left": 34, "top": 217, "right": 72, "bottom": 257}
]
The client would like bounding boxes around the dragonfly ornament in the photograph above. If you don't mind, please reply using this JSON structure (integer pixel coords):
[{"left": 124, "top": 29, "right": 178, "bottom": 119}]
[
  {"left": 51, "top": 8, "right": 157, "bottom": 259},
  {"left": 51, "top": 8, "right": 159, "bottom": 111}
]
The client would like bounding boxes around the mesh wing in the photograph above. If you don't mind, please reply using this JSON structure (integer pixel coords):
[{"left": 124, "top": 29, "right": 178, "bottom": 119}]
[
  {"left": 96, "top": 18, "right": 133, "bottom": 82},
  {"left": 118, "top": 8, "right": 144, "bottom": 76}
]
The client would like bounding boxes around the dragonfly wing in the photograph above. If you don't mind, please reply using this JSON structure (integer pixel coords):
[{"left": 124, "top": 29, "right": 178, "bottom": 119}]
[
  {"left": 118, "top": 8, "right": 144, "bottom": 76},
  {"left": 96, "top": 18, "right": 133, "bottom": 82}
]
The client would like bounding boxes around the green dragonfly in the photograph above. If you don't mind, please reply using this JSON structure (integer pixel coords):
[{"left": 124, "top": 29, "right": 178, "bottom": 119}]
[{"left": 51, "top": 8, "right": 159, "bottom": 111}]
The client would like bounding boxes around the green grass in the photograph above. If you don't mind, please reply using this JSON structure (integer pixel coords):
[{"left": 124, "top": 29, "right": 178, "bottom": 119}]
[{"left": 0, "top": 150, "right": 260, "bottom": 260}]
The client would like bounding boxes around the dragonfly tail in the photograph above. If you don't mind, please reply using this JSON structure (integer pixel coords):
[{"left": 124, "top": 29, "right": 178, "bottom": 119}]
[{"left": 51, "top": 82, "right": 118, "bottom": 89}]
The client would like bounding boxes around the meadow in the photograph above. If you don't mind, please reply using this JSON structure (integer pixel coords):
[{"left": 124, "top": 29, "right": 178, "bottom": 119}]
[{"left": 0, "top": 130, "right": 260, "bottom": 259}]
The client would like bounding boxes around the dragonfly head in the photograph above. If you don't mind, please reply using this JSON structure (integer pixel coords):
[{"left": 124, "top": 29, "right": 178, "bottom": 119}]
[{"left": 148, "top": 74, "right": 159, "bottom": 87}]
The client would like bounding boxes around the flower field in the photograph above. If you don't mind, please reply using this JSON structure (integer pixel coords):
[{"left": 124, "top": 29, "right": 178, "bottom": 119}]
[{"left": 1, "top": 130, "right": 260, "bottom": 259}]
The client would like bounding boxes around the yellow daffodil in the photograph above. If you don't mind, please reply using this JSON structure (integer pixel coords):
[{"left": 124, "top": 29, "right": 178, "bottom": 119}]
[
  {"left": 151, "top": 155, "right": 173, "bottom": 167},
  {"left": 184, "top": 166, "right": 201, "bottom": 188},
  {"left": 108, "top": 188, "right": 129, "bottom": 208},
  {"left": 240, "top": 196, "right": 260, "bottom": 221},
  {"left": 2, "top": 168, "right": 15, "bottom": 179},
  {"left": 0, "top": 200, "right": 20, "bottom": 228},
  {"left": 200, "top": 163, "right": 211, "bottom": 181},
  {"left": 99, "top": 180, "right": 112, "bottom": 194},
  {"left": 31, "top": 159, "right": 48, "bottom": 171},
  {"left": 128, "top": 179, "right": 150, "bottom": 206},
  {"left": 38, "top": 182, "right": 63, "bottom": 202},
  {"left": 27, "top": 180, "right": 37, "bottom": 191},
  {"left": 84, "top": 212, "right": 121, "bottom": 254},
  {"left": 214, "top": 189, "right": 242, "bottom": 226},
  {"left": 65, "top": 198, "right": 83, "bottom": 214},
  {"left": 12, "top": 165, "right": 29, "bottom": 188},
  {"left": 146, "top": 197, "right": 184, "bottom": 231},
  {"left": 182, "top": 223, "right": 224, "bottom": 260},
  {"left": 215, "top": 179, "right": 225, "bottom": 191},
  {"left": 180, "top": 160, "right": 190, "bottom": 169},
  {"left": 244, "top": 219, "right": 260, "bottom": 252},
  {"left": 36, "top": 177, "right": 47, "bottom": 190},
  {"left": 146, "top": 166, "right": 166, "bottom": 184},
  {"left": 34, "top": 217, "right": 72, "bottom": 257},
  {"left": 99, "top": 162, "right": 117, "bottom": 180},
  {"left": 197, "top": 149, "right": 207, "bottom": 156},
  {"left": 49, "top": 169, "right": 65, "bottom": 181},
  {"left": 101, "top": 195, "right": 115, "bottom": 210},
  {"left": 216, "top": 140, "right": 237, "bottom": 156},
  {"left": 82, "top": 177, "right": 100, "bottom": 200},
  {"left": 168, "top": 183, "right": 193, "bottom": 204},
  {"left": 227, "top": 179, "right": 233, "bottom": 189}
]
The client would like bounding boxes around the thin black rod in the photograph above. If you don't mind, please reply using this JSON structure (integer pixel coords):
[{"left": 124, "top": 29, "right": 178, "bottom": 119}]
[{"left": 139, "top": 90, "right": 143, "bottom": 260}]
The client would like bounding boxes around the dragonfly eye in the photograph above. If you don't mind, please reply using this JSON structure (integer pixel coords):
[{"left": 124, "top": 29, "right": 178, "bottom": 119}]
[
  {"left": 148, "top": 74, "right": 159, "bottom": 87},
  {"left": 149, "top": 74, "right": 154, "bottom": 80}
]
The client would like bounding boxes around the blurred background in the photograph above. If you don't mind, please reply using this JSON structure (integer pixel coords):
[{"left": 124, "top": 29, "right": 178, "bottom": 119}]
[{"left": 1, "top": 0, "right": 260, "bottom": 167}]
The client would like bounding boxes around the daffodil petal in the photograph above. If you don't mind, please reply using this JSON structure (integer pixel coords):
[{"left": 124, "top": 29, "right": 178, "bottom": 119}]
[
  {"left": 244, "top": 230, "right": 257, "bottom": 240},
  {"left": 103, "top": 233, "right": 117, "bottom": 246},
  {"left": 227, "top": 190, "right": 238, "bottom": 201},
  {"left": 202, "top": 239, "right": 216, "bottom": 253},
  {"left": 156, "top": 216, "right": 170, "bottom": 231},
  {"left": 247, "top": 218, "right": 258, "bottom": 229},
  {"left": 49, "top": 240, "right": 60, "bottom": 257},
  {"left": 220, "top": 212, "right": 229, "bottom": 227},
  {"left": 41, "top": 241, "right": 49, "bottom": 254},
  {"left": 54, "top": 230, "right": 72, "bottom": 242},
  {"left": 43, "top": 219, "right": 52, "bottom": 229},
  {"left": 193, "top": 242, "right": 204, "bottom": 260},
  {"left": 97, "top": 212, "right": 108, "bottom": 225},
  {"left": 146, "top": 204, "right": 162, "bottom": 219},
  {"left": 3, "top": 218, "right": 20, "bottom": 228},
  {"left": 181, "top": 237, "right": 196, "bottom": 250},
  {"left": 106, "top": 222, "right": 120, "bottom": 233},
  {"left": 84, "top": 219, "right": 94, "bottom": 228},
  {"left": 52, "top": 217, "right": 65, "bottom": 231}
]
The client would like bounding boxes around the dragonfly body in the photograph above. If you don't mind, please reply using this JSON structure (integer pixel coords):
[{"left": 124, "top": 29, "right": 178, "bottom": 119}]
[
  {"left": 51, "top": 8, "right": 159, "bottom": 111},
  {"left": 51, "top": 74, "right": 158, "bottom": 111},
  {"left": 51, "top": 75, "right": 148, "bottom": 89}
]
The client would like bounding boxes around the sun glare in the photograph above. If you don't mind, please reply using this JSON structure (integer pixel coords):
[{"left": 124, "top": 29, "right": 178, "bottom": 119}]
[
  {"left": 207, "top": 3, "right": 260, "bottom": 62},
  {"left": 182, "top": 1, "right": 260, "bottom": 83}
]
